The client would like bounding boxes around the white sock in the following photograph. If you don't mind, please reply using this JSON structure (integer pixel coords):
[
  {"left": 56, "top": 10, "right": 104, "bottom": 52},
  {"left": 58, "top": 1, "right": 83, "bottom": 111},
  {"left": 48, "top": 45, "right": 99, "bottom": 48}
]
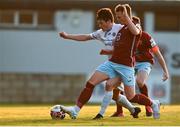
[
  {"left": 118, "top": 95, "right": 135, "bottom": 114},
  {"left": 99, "top": 91, "right": 113, "bottom": 116},
  {"left": 74, "top": 105, "right": 80, "bottom": 113}
]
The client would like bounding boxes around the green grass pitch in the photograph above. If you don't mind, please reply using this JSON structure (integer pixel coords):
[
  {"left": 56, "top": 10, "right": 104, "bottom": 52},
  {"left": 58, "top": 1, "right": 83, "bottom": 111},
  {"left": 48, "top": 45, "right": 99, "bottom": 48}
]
[{"left": 0, "top": 104, "right": 180, "bottom": 126}]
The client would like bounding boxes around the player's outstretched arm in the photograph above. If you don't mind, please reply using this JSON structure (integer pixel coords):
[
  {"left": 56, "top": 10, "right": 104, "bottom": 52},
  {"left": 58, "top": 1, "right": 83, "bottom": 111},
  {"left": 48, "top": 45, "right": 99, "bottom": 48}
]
[
  {"left": 153, "top": 48, "right": 169, "bottom": 81},
  {"left": 59, "top": 32, "right": 92, "bottom": 42}
]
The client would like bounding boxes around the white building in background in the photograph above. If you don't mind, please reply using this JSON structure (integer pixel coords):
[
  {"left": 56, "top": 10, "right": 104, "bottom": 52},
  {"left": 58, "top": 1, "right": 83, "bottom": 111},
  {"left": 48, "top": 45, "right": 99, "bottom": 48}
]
[{"left": 0, "top": 10, "right": 106, "bottom": 74}]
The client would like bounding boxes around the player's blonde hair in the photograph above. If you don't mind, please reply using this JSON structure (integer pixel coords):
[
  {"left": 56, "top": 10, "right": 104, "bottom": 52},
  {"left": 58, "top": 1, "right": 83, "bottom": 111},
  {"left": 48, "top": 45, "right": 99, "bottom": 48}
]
[{"left": 114, "top": 4, "right": 132, "bottom": 19}]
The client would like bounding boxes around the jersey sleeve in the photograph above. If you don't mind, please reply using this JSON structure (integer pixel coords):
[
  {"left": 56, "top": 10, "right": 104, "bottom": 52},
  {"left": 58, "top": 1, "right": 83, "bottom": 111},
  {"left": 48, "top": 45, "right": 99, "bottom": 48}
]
[
  {"left": 142, "top": 32, "right": 157, "bottom": 48},
  {"left": 144, "top": 32, "right": 159, "bottom": 53},
  {"left": 90, "top": 30, "right": 101, "bottom": 40},
  {"left": 151, "top": 45, "right": 159, "bottom": 53},
  {"left": 149, "top": 37, "right": 157, "bottom": 48}
]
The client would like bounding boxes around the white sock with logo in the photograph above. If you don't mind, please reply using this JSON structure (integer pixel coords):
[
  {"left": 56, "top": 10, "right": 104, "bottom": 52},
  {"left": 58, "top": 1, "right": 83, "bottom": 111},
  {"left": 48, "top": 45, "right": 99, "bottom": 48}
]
[
  {"left": 118, "top": 95, "right": 135, "bottom": 114},
  {"left": 99, "top": 91, "right": 113, "bottom": 116}
]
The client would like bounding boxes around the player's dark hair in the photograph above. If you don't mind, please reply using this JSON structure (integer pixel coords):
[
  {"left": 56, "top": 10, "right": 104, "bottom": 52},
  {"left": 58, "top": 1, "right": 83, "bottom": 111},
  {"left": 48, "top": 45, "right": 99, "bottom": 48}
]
[
  {"left": 132, "top": 16, "right": 141, "bottom": 24},
  {"left": 97, "top": 8, "right": 114, "bottom": 22}
]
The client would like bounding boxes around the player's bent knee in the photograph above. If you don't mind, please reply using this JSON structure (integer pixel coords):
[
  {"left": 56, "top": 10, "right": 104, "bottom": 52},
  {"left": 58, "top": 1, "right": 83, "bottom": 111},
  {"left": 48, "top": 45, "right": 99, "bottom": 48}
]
[
  {"left": 127, "top": 95, "right": 135, "bottom": 101},
  {"left": 136, "top": 79, "right": 145, "bottom": 88},
  {"left": 105, "top": 83, "right": 114, "bottom": 91},
  {"left": 125, "top": 93, "right": 135, "bottom": 100}
]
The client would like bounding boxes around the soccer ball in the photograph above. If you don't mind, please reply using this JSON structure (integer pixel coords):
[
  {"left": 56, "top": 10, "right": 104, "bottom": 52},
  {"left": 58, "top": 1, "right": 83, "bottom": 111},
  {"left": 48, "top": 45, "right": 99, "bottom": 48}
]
[{"left": 50, "top": 105, "right": 66, "bottom": 120}]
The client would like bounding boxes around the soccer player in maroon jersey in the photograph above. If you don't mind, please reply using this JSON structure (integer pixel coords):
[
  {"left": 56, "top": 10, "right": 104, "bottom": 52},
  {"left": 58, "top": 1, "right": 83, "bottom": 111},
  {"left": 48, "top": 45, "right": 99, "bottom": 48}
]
[
  {"left": 60, "top": 4, "right": 161, "bottom": 119},
  {"left": 101, "top": 31, "right": 169, "bottom": 118},
  {"left": 99, "top": 16, "right": 169, "bottom": 118},
  {"left": 98, "top": 4, "right": 161, "bottom": 119},
  {"left": 59, "top": 7, "right": 140, "bottom": 119}
]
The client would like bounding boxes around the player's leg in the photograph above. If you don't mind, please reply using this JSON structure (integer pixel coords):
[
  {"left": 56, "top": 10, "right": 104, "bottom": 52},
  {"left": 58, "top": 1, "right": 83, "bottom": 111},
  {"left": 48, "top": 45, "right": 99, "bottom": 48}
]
[
  {"left": 136, "top": 62, "right": 153, "bottom": 116},
  {"left": 123, "top": 82, "right": 160, "bottom": 119},
  {"left": 111, "top": 87, "right": 124, "bottom": 117},
  {"left": 60, "top": 61, "right": 113, "bottom": 119},
  {"left": 136, "top": 71, "right": 152, "bottom": 116},
  {"left": 93, "top": 70, "right": 140, "bottom": 119},
  {"left": 115, "top": 64, "right": 160, "bottom": 119},
  {"left": 60, "top": 70, "right": 109, "bottom": 119},
  {"left": 118, "top": 86, "right": 140, "bottom": 118},
  {"left": 103, "top": 62, "right": 141, "bottom": 118},
  {"left": 124, "top": 84, "right": 160, "bottom": 119},
  {"left": 136, "top": 70, "right": 149, "bottom": 96},
  {"left": 93, "top": 77, "right": 120, "bottom": 119},
  {"left": 106, "top": 78, "right": 140, "bottom": 118}
]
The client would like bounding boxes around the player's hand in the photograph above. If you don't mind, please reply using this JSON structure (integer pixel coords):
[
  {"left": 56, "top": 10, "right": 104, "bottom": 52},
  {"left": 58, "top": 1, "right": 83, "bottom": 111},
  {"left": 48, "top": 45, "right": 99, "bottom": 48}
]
[
  {"left": 99, "top": 49, "right": 106, "bottom": 55},
  {"left": 122, "top": 5, "right": 129, "bottom": 19},
  {"left": 99, "top": 49, "right": 113, "bottom": 55},
  {"left": 162, "top": 72, "right": 169, "bottom": 81},
  {"left": 59, "top": 32, "right": 69, "bottom": 39}
]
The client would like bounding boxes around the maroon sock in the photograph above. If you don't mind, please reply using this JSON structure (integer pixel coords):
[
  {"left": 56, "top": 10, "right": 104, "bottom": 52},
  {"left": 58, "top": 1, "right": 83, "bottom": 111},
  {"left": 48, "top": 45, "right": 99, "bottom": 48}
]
[
  {"left": 76, "top": 82, "right": 95, "bottom": 109},
  {"left": 130, "top": 94, "right": 152, "bottom": 106},
  {"left": 139, "top": 84, "right": 148, "bottom": 97},
  {"left": 116, "top": 102, "right": 123, "bottom": 114},
  {"left": 117, "top": 91, "right": 124, "bottom": 113},
  {"left": 112, "top": 88, "right": 120, "bottom": 101}
]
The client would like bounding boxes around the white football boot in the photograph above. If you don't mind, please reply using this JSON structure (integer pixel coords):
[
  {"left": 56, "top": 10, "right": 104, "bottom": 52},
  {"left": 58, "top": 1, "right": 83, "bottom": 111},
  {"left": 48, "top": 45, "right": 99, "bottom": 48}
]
[
  {"left": 60, "top": 105, "right": 77, "bottom": 119},
  {"left": 151, "top": 100, "right": 160, "bottom": 119}
]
